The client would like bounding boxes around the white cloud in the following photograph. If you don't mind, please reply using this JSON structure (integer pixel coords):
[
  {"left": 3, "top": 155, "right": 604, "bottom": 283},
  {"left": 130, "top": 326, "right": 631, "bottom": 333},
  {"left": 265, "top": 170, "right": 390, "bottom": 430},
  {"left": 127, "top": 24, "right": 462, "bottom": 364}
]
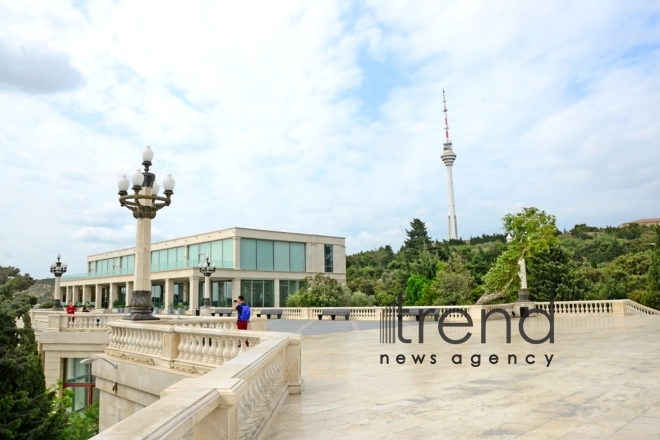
[{"left": 1, "top": 0, "right": 659, "bottom": 277}]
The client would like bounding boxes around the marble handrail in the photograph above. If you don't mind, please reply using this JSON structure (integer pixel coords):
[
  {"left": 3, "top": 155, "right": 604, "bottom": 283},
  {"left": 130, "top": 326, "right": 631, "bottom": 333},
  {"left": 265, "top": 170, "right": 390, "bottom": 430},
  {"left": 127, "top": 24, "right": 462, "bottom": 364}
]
[
  {"left": 533, "top": 300, "right": 617, "bottom": 315},
  {"left": 47, "top": 313, "right": 129, "bottom": 331},
  {"left": 105, "top": 321, "right": 268, "bottom": 372},
  {"left": 93, "top": 332, "right": 302, "bottom": 440},
  {"left": 624, "top": 299, "right": 660, "bottom": 315}
]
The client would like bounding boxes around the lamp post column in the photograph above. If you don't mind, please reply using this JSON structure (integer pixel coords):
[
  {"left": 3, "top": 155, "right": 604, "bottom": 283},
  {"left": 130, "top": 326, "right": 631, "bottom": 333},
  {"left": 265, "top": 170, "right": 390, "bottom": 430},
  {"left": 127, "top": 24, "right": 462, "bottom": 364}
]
[
  {"left": 198, "top": 254, "right": 216, "bottom": 316},
  {"left": 130, "top": 189, "right": 155, "bottom": 320},
  {"left": 117, "top": 146, "right": 175, "bottom": 321},
  {"left": 50, "top": 254, "right": 67, "bottom": 310}
]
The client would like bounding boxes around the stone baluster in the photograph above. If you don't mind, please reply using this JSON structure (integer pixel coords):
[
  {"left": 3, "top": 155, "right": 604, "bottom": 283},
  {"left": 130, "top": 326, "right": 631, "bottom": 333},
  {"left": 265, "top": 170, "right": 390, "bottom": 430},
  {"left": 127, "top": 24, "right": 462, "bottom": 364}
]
[
  {"left": 177, "top": 333, "right": 186, "bottom": 359},
  {"left": 181, "top": 334, "right": 192, "bottom": 360},
  {"left": 214, "top": 337, "right": 224, "bottom": 365},
  {"left": 229, "top": 337, "right": 239, "bottom": 360},
  {"left": 201, "top": 337, "right": 211, "bottom": 363},
  {"left": 222, "top": 336, "right": 231, "bottom": 363},
  {"left": 194, "top": 336, "right": 204, "bottom": 362}
]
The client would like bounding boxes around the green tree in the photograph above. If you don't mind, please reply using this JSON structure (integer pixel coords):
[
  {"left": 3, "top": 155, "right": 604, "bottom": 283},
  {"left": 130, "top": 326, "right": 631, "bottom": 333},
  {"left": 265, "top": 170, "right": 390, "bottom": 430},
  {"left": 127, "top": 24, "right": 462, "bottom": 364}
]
[
  {"left": 0, "top": 267, "right": 69, "bottom": 439},
  {"left": 526, "top": 243, "right": 572, "bottom": 301},
  {"left": 286, "top": 274, "right": 350, "bottom": 307},
  {"left": 401, "top": 219, "right": 432, "bottom": 262},
  {"left": 476, "top": 207, "right": 558, "bottom": 304},
  {"left": 642, "top": 226, "right": 660, "bottom": 309},
  {"left": 420, "top": 253, "right": 475, "bottom": 306}
]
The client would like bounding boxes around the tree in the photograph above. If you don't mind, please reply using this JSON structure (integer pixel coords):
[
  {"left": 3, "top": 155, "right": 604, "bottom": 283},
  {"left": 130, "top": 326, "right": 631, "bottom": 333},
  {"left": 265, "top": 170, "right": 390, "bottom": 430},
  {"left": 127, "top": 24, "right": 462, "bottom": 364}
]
[
  {"left": 526, "top": 243, "right": 572, "bottom": 301},
  {"left": 642, "top": 226, "right": 660, "bottom": 310},
  {"left": 476, "top": 207, "right": 558, "bottom": 304},
  {"left": 0, "top": 267, "right": 69, "bottom": 439},
  {"left": 420, "top": 253, "right": 475, "bottom": 306},
  {"left": 286, "top": 274, "right": 350, "bottom": 307},
  {"left": 401, "top": 219, "right": 432, "bottom": 261}
]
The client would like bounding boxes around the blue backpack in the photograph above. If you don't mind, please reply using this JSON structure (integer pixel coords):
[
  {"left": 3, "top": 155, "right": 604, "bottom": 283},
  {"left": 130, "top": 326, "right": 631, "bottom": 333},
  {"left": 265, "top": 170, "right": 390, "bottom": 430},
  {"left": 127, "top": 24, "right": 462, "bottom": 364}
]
[{"left": 239, "top": 303, "right": 251, "bottom": 322}]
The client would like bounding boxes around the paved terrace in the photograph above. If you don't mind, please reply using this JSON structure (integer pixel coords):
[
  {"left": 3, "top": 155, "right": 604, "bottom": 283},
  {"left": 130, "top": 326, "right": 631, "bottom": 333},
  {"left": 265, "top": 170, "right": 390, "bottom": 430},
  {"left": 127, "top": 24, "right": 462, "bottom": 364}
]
[{"left": 266, "top": 315, "right": 660, "bottom": 439}]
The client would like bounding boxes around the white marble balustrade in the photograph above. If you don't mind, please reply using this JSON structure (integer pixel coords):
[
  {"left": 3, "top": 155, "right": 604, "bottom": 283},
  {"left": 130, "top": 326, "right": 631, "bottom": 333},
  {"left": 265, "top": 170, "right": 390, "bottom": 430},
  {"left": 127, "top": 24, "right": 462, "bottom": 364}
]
[
  {"left": 533, "top": 300, "right": 616, "bottom": 315},
  {"left": 625, "top": 299, "right": 660, "bottom": 315},
  {"left": 93, "top": 332, "right": 302, "bottom": 440}
]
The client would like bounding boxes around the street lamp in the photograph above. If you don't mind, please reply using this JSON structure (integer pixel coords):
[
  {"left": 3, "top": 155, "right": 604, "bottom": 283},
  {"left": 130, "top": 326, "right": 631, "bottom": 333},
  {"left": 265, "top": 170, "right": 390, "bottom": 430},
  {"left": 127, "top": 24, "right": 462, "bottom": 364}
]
[
  {"left": 50, "top": 253, "right": 68, "bottom": 310},
  {"left": 117, "top": 146, "right": 176, "bottom": 321},
  {"left": 198, "top": 253, "right": 216, "bottom": 316}
]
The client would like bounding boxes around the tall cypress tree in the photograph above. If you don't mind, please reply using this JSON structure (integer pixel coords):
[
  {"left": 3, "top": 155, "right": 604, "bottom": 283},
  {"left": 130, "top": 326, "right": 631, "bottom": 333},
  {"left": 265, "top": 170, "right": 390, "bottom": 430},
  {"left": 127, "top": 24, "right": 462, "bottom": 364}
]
[{"left": 0, "top": 267, "right": 68, "bottom": 439}]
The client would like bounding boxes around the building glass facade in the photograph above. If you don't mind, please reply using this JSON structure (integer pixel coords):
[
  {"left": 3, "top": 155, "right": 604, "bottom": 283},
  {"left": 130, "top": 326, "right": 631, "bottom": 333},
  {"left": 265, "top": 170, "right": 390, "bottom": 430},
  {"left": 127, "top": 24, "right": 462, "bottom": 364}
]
[
  {"left": 240, "top": 239, "right": 306, "bottom": 272},
  {"left": 240, "top": 280, "right": 275, "bottom": 307}
]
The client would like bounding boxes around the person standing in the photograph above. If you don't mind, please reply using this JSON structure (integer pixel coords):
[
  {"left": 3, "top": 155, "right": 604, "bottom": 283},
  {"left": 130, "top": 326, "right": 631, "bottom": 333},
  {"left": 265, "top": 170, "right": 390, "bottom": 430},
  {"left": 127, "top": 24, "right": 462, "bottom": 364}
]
[
  {"left": 233, "top": 295, "right": 251, "bottom": 347},
  {"left": 66, "top": 301, "right": 77, "bottom": 324}
]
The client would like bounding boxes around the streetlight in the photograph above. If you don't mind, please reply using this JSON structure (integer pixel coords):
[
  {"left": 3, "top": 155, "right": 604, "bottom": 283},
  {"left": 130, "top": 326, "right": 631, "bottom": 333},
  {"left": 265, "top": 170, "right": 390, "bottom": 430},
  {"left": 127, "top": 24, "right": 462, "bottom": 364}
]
[
  {"left": 117, "top": 146, "right": 176, "bottom": 321},
  {"left": 50, "top": 253, "right": 68, "bottom": 310},
  {"left": 198, "top": 253, "right": 216, "bottom": 316}
]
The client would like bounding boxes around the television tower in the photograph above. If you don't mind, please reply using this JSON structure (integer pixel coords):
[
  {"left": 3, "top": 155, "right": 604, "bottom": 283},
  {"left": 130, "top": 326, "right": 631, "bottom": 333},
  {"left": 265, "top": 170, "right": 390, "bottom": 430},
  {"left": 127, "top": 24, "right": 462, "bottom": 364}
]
[{"left": 441, "top": 89, "right": 458, "bottom": 240}]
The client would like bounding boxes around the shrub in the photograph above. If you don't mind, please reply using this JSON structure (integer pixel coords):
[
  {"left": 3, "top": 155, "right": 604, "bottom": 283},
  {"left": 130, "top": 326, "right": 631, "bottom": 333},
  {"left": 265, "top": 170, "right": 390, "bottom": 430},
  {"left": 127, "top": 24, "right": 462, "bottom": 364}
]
[{"left": 347, "top": 291, "right": 375, "bottom": 307}]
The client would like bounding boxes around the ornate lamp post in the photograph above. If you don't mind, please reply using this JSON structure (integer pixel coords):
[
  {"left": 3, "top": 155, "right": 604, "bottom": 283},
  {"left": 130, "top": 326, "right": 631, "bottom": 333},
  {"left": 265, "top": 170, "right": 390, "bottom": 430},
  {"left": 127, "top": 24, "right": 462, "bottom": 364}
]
[
  {"left": 117, "top": 146, "right": 176, "bottom": 321},
  {"left": 198, "top": 253, "right": 216, "bottom": 316},
  {"left": 50, "top": 254, "right": 67, "bottom": 310}
]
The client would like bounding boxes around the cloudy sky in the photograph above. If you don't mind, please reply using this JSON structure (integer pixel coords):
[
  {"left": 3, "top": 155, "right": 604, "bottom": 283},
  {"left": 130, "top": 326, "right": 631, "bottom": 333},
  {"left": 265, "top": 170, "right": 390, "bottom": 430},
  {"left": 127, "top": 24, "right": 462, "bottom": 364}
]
[{"left": 1, "top": 1, "right": 659, "bottom": 278}]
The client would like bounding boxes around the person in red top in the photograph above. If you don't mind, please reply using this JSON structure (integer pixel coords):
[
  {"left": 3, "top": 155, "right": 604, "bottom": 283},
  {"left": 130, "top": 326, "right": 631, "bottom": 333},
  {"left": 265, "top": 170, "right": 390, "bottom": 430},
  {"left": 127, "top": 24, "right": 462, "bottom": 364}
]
[{"left": 66, "top": 301, "right": 76, "bottom": 323}]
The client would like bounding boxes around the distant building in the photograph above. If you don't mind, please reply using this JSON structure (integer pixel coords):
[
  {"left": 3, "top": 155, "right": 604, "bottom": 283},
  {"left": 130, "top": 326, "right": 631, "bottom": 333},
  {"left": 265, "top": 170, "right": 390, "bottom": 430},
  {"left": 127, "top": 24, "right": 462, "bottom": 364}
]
[
  {"left": 620, "top": 218, "right": 660, "bottom": 227},
  {"left": 60, "top": 227, "right": 346, "bottom": 310}
]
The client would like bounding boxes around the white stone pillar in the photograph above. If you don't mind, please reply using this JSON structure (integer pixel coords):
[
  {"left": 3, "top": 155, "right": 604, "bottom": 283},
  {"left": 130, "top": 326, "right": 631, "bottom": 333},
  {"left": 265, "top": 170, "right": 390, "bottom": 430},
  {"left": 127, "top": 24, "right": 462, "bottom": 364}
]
[
  {"left": 127, "top": 190, "right": 156, "bottom": 319},
  {"left": 189, "top": 276, "right": 200, "bottom": 314},
  {"left": 109, "top": 283, "right": 117, "bottom": 309},
  {"left": 164, "top": 279, "right": 174, "bottom": 313},
  {"left": 274, "top": 279, "right": 280, "bottom": 308},
  {"left": 93, "top": 284, "right": 99, "bottom": 308},
  {"left": 126, "top": 282, "right": 133, "bottom": 308},
  {"left": 82, "top": 285, "right": 91, "bottom": 305},
  {"left": 232, "top": 277, "right": 241, "bottom": 302}
]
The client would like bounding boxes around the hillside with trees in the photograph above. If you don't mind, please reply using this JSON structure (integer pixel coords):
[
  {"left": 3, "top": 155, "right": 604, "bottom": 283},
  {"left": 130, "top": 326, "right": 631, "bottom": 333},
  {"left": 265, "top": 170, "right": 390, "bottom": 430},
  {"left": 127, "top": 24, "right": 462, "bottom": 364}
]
[{"left": 344, "top": 209, "right": 660, "bottom": 309}]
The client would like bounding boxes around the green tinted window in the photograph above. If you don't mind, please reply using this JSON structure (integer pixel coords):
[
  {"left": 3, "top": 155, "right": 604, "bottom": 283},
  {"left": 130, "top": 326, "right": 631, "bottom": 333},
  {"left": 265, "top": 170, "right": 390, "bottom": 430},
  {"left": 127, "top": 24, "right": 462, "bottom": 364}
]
[
  {"left": 222, "top": 239, "right": 233, "bottom": 268},
  {"left": 240, "top": 239, "right": 256, "bottom": 270},
  {"left": 256, "top": 240, "right": 274, "bottom": 271},
  {"left": 274, "top": 242, "right": 290, "bottom": 271},
  {"left": 290, "top": 243, "right": 306, "bottom": 272}
]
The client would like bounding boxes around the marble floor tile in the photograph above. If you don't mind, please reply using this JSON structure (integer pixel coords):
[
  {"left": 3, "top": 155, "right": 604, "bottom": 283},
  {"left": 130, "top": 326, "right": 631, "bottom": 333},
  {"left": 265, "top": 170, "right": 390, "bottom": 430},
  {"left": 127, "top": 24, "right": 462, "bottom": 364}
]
[{"left": 265, "top": 315, "right": 660, "bottom": 439}]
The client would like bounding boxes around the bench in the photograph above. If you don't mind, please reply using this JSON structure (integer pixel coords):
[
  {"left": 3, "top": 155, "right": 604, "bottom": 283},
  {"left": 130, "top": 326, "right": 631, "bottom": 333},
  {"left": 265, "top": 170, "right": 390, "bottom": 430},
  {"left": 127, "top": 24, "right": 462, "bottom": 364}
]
[
  {"left": 213, "top": 308, "right": 234, "bottom": 317},
  {"left": 318, "top": 309, "right": 350, "bottom": 321},
  {"left": 398, "top": 308, "right": 440, "bottom": 321},
  {"left": 256, "top": 308, "right": 284, "bottom": 319}
]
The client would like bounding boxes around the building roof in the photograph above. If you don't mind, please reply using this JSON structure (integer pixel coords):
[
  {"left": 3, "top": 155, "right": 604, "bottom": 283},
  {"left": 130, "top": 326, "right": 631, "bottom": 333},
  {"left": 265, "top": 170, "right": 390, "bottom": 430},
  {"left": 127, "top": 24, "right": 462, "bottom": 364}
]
[{"left": 620, "top": 218, "right": 660, "bottom": 226}]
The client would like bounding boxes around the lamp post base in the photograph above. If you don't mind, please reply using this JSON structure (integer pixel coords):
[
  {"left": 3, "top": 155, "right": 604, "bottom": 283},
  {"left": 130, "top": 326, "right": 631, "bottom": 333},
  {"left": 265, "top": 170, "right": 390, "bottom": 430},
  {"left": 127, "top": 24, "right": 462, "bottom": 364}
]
[
  {"left": 517, "top": 288, "right": 530, "bottom": 302},
  {"left": 124, "top": 290, "right": 159, "bottom": 321},
  {"left": 53, "top": 299, "right": 63, "bottom": 311}
]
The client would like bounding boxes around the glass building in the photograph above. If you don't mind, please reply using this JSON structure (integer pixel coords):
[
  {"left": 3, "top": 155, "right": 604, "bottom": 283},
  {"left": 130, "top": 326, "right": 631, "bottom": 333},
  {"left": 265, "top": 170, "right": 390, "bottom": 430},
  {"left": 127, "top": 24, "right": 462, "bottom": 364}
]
[{"left": 60, "top": 227, "right": 345, "bottom": 310}]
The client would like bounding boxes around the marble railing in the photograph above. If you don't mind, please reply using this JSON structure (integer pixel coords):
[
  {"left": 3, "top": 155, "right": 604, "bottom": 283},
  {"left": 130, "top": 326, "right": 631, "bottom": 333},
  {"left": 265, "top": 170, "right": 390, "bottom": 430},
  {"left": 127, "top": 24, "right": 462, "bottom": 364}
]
[
  {"left": 95, "top": 323, "right": 302, "bottom": 440},
  {"left": 47, "top": 313, "right": 129, "bottom": 331},
  {"left": 624, "top": 300, "right": 660, "bottom": 315},
  {"left": 105, "top": 320, "right": 268, "bottom": 373},
  {"left": 159, "top": 316, "right": 267, "bottom": 332},
  {"left": 533, "top": 300, "right": 620, "bottom": 315}
]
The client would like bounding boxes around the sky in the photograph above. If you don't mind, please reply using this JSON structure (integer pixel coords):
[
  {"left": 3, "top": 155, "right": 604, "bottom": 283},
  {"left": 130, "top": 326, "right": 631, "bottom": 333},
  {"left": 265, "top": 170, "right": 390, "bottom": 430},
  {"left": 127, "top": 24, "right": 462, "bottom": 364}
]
[{"left": 1, "top": 1, "right": 659, "bottom": 279}]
